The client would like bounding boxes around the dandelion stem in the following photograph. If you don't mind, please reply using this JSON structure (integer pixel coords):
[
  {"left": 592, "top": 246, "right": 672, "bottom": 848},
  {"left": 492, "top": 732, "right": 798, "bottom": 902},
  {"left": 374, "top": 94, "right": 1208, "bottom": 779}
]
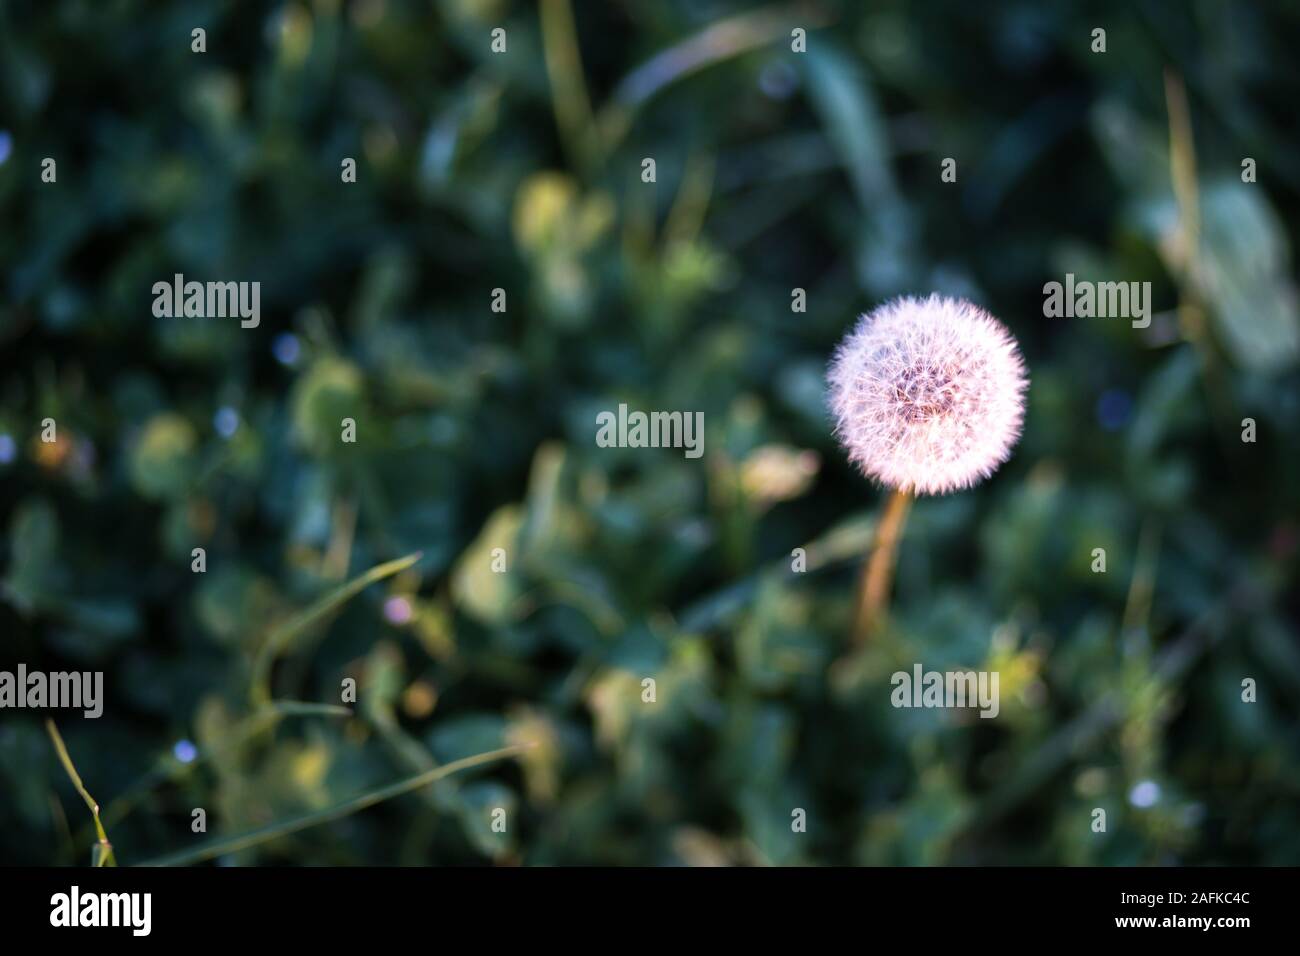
[{"left": 854, "top": 487, "right": 912, "bottom": 644}]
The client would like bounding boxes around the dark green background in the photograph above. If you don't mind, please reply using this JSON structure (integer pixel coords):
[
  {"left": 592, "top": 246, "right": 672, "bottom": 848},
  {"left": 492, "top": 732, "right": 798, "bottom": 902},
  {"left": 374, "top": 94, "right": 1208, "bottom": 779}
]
[{"left": 1, "top": 0, "right": 1297, "bottom": 865}]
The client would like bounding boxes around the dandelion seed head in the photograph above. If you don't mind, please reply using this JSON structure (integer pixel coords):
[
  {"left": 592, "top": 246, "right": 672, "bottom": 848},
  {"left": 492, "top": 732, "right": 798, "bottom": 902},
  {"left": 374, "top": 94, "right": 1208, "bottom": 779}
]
[{"left": 827, "top": 294, "right": 1028, "bottom": 495}]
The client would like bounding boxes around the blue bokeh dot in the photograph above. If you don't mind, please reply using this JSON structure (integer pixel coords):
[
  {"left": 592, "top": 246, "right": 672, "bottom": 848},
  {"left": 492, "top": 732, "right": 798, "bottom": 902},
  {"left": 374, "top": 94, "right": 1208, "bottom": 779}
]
[
  {"left": 214, "top": 406, "right": 239, "bottom": 438},
  {"left": 1129, "top": 780, "right": 1160, "bottom": 808},
  {"left": 272, "top": 333, "right": 301, "bottom": 366},
  {"left": 1096, "top": 388, "right": 1132, "bottom": 432},
  {"left": 173, "top": 739, "right": 198, "bottom": 764}
]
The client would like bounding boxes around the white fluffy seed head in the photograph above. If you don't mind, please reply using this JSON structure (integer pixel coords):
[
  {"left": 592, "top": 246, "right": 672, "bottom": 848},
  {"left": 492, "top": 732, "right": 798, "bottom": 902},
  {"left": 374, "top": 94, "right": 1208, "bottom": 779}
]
[{"left": 827, "top": 294, "right": 1028, "bottom": 496}]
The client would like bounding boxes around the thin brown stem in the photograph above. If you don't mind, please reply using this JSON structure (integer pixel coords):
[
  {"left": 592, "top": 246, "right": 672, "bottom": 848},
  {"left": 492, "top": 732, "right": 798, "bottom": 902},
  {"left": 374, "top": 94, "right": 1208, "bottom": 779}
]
[{"left": 853, "top": 487, "right": 913, "bottom": 644}]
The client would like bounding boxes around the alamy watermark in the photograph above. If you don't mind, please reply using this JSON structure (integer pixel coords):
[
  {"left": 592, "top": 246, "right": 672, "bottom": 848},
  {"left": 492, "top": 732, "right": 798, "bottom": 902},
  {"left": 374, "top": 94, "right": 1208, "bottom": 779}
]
[
  {"left": 0, "top": 665, "right": 103, "bottom": 718},
  {"left": 891, "top": 664, "right": 999, "bottom": 718},
  {"left": 595, "top": 403, "right": 704, "bottom": 459},
  {"left": 50, "top": 886, "right": 151, "bottom": 936},
  {"left": 152, "top": 273, "right": 260, "bottom": 327},
  {"left": 1043, "top": 273, "right": 1151, "bottom": 328}
]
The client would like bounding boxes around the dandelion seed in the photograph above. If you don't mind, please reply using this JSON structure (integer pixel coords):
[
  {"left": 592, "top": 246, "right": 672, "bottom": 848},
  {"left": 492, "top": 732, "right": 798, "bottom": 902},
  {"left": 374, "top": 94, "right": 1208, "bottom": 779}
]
[{"left": 827, "top": 294, "right": 1028, "bottom": 495}]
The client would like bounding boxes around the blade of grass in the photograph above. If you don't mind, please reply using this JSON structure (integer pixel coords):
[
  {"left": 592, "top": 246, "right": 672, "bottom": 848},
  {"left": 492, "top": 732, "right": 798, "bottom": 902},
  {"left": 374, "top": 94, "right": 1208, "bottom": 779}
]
[
  {"left": 663, "top": 151, "right": 716, "bottom": 247},
  {"left": 676, "top": 510, "right": 875, "bottom": 633},
  {"left": 598, "top": 4, "right": 833, "bottom": 153},
  {"left": 321, "top": 494, "right": 358, "bottom": 580},
  {"left": 362, "top": 688, "right": 443, "bottom": 812},
  {"left": 1164, "top": 68, "right": 1233, "bottom": 439},
  {"left": 250, "top": 551, "right": 422, "bottom": 706},
  {"left": 46, "top": 719, "right": 116, "bottom": 867},
  {"left": 97, "top": 701, "right": 354, "bottom": 834},
  {"left": 540, "top": 0, "right": 599, "bottom": 172},
  {"left": 263, "top": 701, "right": 354, "bottom": 719},
  {"left": 137, "top": 743, "right": 528, "bottom": 867},
  {"left": 1120, "top": 519, "right": 1162, "bottom": 640},
  {"left": 802, "top": 42, "right": 901, "bottom": 215}
]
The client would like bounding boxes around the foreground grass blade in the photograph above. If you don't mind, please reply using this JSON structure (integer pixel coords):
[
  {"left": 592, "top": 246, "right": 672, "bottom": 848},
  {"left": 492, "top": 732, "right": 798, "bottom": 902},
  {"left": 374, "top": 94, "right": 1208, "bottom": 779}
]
[
  {"left": 262, "top": 701, "right": 355, "bottom": 719},
  {"left": 96, "top": 702, "right": 354, "bottom": 836},
  {"left": 250, "top": 551, "right": 422, "bottom": 706},
  {"left": 540, "top": 0, "right": 598, "bottom": 171},
  {"left": 46, "top": 720, "right": 116, "bottom": 867},
  {"left": 598, "top": 4, "right": 831, "bottom": 150},
  {"left": 138, "top": 744, "right": 527, "bottom": 867}
]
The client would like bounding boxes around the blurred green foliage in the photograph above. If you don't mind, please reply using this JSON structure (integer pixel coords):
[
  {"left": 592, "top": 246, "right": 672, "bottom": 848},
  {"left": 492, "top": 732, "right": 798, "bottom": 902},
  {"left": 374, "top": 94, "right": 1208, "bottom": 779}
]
[{"left": 1, "top": 0, "right": 1298, "bottom": 866}]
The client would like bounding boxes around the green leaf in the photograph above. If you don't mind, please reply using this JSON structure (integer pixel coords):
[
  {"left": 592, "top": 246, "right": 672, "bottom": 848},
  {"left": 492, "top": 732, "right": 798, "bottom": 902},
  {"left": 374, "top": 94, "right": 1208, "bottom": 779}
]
[
  {"left": 451, "top": 506, "right": 524, "bottom": 625},
  {"left": 1196, "top": 179, "right": 1300, "bottom": 371},
  {"left": 2, "top": 498, "right": 60, "bottom": 612}
]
